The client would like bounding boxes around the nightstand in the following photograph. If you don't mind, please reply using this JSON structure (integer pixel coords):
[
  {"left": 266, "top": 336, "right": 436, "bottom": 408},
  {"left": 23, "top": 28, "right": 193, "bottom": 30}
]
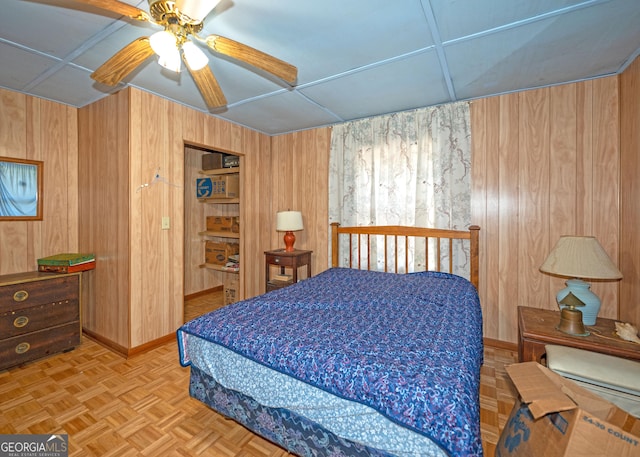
[
  {"left": 264, "top": 249, "right": 312, "bottom": 292},
  {"left": 518, "top": 306, "right": 640, "bottom": 363}
]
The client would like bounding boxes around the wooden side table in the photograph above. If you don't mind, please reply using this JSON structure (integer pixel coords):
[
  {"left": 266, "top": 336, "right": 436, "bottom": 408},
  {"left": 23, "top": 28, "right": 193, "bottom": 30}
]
[
  {"left": 264, "top": 249, "right": 312, "bottom": 292},
  {"left": 518, "top": 306, "right": 640, "bottom": 363}
]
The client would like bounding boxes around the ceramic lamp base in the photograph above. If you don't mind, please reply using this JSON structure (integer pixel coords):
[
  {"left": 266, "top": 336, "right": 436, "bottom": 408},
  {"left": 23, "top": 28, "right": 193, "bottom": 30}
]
[
  {"left": 557, "top": 279, "right": 600, "bottom": 325},
  {"left": 283, "top": 231, "right": 296, "bottom": 252}
]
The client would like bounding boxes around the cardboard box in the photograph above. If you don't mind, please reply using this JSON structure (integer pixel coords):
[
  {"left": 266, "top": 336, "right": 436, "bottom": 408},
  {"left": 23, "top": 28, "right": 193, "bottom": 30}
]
[
  {"left": 206, "top": 216, "right": 239, "bottom": 233},
  {"left": 196, "top": 174, "right": 239, "bottom": 199},
  {"left": 202, "top": 152, "right": 224, "bottom": 170},
  {"left": 205, "top": 241, "right": 239, "bottom": 265},
  {"left": 224, "top": 277, "right": 239, "bottom": 305},
  {"left": 496, "top": 362, "right": 640, "bottom": 457}
]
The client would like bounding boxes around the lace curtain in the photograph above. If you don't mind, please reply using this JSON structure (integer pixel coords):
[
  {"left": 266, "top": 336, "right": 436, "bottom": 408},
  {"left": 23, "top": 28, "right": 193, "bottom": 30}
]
[
  {"left": 0, "top": 161, "right": 38, "bottom": 217},
  {"left": 328, "top": 101, "right": 472, "bottom": 274}
]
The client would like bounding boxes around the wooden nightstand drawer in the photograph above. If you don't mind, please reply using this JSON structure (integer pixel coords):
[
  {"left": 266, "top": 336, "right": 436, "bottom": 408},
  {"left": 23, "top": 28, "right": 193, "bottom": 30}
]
[
  {"left": 0, "top": 322, "right": 80, "bottom": 370},
  {"left": 0, "top": 275, "right": 79, "bottom": 311},
  {"left": 0, "top": 299, "right": 80, "bottom": 338}
]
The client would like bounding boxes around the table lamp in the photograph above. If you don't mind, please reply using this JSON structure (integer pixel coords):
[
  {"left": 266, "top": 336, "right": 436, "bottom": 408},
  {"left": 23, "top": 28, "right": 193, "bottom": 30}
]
[
  {"left": 276, "top": 211, "right": 303, "bottom": 252},
  {"left": 539, "top": 236, "right": 622, "bottom": 325}
]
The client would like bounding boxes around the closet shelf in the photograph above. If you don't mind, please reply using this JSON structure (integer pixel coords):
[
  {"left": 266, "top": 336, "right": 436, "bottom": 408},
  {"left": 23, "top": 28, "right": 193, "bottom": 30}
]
[
  {"left": 198, "top": 230, "right": 240, "bottom": 239},
  {"left": 200, "top": 263, "right": 240, "bottom": 273}
]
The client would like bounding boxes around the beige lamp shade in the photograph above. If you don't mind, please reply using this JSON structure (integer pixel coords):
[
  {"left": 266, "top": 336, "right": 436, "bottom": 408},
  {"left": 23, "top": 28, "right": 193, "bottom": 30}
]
[
  {"left": 276, "top": 211, "right": 303, "bottom": 232},
  {"left": 539, "top": 236, "right": 622, "bottom": 280}
]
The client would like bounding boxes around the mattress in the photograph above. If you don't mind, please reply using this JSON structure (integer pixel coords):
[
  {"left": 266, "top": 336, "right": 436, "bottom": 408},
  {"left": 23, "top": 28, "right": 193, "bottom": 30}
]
[{"left": 178, "top": 268, "right": 484, "bottom": 456}]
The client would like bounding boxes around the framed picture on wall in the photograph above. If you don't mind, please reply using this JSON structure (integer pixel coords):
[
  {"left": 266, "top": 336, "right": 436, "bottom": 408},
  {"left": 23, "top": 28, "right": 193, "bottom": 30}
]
[{"left": 0, "top": 156, "right": 43, "bottom": 221}]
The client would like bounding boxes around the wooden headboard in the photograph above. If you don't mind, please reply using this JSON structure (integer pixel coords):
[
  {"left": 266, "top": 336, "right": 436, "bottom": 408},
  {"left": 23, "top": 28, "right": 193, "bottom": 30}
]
[{"left": 330, "top": 223, "right": 480, "bottom": 289}]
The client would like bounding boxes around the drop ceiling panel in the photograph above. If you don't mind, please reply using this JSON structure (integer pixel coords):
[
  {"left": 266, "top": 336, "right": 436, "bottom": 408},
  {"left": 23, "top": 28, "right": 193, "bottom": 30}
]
[
  {"left": 28, "top": 65, "right": 106, "bottom": 107},
  {"left": 203, "top": 0, "right": 435, "bottom": 83},
  {"left": 220, "top": 91, "right": 342, "bottom": 135},
  {"left": 1, "top": 0, "right": 122, "bottom": 58},
  {"left": 430, "top": 0, "right": 591, "bottom": 42},
  {"left": 0, "top": 43, "right": 58, "bottom": 92},
  {"left": 0, "top": 0, "right": 638, "bottom": 134},
  {"left": 446, "top": 1, "right": 640, "bottom": 99},
  {"left": 301, "top": 51, "right": 450, "bottom": 121}
]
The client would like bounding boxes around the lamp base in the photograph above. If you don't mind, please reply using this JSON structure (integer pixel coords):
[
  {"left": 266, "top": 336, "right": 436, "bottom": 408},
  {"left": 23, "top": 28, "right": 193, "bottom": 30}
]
[
  {"left": 283, "top": 231, "right": 296, "bottom": 252},
  {"left": 557, "top": 279, "right": 600, "bottom": 325}
]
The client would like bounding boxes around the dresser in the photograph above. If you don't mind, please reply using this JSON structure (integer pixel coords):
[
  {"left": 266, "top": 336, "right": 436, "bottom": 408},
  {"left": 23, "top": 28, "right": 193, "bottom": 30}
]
[{"left": 0, "top": 271, "right": 82, "bottom": 371}]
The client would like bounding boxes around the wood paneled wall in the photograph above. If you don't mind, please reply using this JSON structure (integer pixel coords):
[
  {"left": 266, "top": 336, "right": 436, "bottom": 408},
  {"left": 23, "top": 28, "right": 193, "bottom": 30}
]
[
  {"left": 79, "top": 88, "right": 272, "bottom": 350},
  {"left": 78, "top": 90, "right": 130, "bottom": 348},
  {"left": 471, "top": 77, "right": 621, "bottom": 343},
  {"left": 0, "top": 89, "right": 78, "bottom": 274},
  {"left": 270, "top": 128, "right": 332, "bottom": 281},
  {"left": 620, "top": 56, "right": 640, "bottom": 327},
  {"left": 3, "top": 57, "right": 639, "bottom": 348}
]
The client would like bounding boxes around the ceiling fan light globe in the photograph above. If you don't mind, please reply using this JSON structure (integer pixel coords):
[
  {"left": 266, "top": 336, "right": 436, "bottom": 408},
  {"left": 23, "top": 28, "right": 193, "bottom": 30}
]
[
  {"left": 157, "top": 49, "right": 182, "bottom": 72},
  {"left": 149, "top": 30, "right": 177, "bottom": 56},
  {"left": 182, "top": 41, "right": 208, "bottom": 71},
  {"left": 176, "top": 0, "right": 221, "bottom": 22}
]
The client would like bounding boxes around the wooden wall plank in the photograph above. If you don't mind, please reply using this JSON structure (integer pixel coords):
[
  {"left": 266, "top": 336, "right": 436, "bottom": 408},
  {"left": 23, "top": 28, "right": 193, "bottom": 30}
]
[
  {"left": 0, "top": 90, "right": 77, "bottom": 275},
  {"left": 470, "top": 99, "right": 489, "bottom": 331},
  {"left": 270, "top": 128, "right": 331, "bottom": 279},
  {"left": 471, "top": 77, "right": 622, "bottom": 343},
  {"left": 497, "top": 94, "right": 520, "bottom": 341},
  {"left": 590, "top": 77, "right": 621, "bottom": 320},
  {"left": 78, "top": 90, "right": 131, "bottom": 348},
  {"left": 620, "top": 56, "right": 640, "bottom": 325}
]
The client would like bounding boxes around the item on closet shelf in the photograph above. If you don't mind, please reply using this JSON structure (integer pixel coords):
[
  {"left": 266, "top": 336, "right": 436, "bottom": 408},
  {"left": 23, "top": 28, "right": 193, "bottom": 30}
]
[
  {"left": 205, "top": 241, "right": 239, "bottom": 265},
  {"left": 202, "top": 152, "right": 224, "bottom": 170},
  {"left": 206, "top": 216, "right": 239, "bottom": 232},
  {"left": 615, "top": 322, "right": 640, "bottom": 344},
  {"left": 223, "top": 155, "right": 239, "bottom": 168},
  {"left": 196, "top": 175, "right": 239, "bottom": 199}
]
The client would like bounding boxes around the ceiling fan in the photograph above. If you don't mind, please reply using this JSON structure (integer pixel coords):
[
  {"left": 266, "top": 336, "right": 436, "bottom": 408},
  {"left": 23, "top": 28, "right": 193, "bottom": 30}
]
[{"left": 70, "top": 0, "right": 298, "bottom": 109}]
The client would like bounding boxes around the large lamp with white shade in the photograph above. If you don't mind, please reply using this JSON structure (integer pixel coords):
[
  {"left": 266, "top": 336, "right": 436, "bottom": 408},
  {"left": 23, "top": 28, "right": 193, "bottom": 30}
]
[{"left": 540, "top": 235, "right": 623, "bottom": 326}]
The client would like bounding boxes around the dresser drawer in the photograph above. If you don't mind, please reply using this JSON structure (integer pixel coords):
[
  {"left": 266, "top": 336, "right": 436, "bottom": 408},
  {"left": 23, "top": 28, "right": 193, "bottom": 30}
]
[
  {"left": 0, "top": 299, "right": 79, "bottom": 338},
  {"left": 0, "top": 275, "right": 79, "bottom": 311},
  {"left": 0, "top": 322, "right": 80, "bottom": 370}
]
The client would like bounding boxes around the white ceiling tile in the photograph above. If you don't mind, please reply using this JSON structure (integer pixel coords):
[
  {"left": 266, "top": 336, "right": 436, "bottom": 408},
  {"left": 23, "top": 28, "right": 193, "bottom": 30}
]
[{"left": 0, "top": 0, "right": 638, "bottom": 134}]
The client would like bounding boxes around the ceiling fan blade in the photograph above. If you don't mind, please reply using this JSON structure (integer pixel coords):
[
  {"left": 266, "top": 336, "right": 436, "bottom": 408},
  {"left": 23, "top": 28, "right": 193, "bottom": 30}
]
[
  {"left": 205, "top": 35, "right": 297, "bottom": 84},
  {"left": 184, "top": 61, "right": 227, "bottom": 108},
  {"left": 91, "top": 37, "right": 155, "bottom": 86},
  {"left": 71, "top": 0, "right": 150, "bottom": 21}
]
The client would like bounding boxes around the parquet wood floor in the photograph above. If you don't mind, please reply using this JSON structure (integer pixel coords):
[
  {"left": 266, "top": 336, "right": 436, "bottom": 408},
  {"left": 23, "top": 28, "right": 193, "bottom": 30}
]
[{"left": 0, "top": 293, "right": 518, "bottom": 456}]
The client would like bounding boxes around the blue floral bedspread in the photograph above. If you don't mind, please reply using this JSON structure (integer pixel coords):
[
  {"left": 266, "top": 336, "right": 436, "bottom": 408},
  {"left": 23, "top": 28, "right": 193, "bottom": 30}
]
[{"left": 178, "top": 268, "right": 483, "bottom": 456}]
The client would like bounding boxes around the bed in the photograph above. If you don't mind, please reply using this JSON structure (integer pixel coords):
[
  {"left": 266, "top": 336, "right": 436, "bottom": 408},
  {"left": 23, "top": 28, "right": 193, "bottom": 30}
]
[{"left": 178, "top": 224, "right": 482, "bottom": 456}]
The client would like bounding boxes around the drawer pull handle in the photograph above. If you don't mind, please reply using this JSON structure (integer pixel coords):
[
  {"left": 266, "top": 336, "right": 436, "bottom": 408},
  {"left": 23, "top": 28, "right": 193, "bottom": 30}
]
[
  {"left": 15, "top": 342, "right": 30, "bottom": 354},
  {"left": 13, "top": 290, "right": 29, "bottom": 302},
  {"left": 13, "top": 316, "right": 29, "bottom": 328}
]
